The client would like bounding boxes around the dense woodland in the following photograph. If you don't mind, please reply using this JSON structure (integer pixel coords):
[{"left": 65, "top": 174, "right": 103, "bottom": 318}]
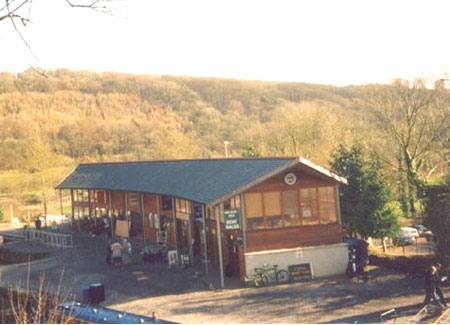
[{"left": 0, "top": 69, "right": 448, "bottom": 221}]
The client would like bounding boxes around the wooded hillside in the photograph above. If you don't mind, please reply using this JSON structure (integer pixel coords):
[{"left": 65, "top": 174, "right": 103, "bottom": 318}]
[{"left": 0, "top": 69, "right": 448, "bottom": 219}]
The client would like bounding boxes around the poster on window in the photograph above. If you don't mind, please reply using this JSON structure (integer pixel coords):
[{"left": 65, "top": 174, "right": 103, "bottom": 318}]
[{"left": 302, "top": 207, "right": 312, "bottom": 218}]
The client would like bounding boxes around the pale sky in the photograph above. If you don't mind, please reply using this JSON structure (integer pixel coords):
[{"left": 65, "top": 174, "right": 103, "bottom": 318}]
[{"left": 1, "top": 0, "right": 449, "bottom": 86}]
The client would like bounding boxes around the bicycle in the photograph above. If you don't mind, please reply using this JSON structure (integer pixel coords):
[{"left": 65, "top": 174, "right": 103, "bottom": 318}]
[{"left": 246, "top": 264, "right": 289, "bottom": 287}]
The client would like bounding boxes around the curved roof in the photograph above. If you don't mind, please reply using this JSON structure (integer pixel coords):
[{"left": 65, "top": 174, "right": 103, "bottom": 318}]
[{"left": 56, "top": 157, "right": 346, "bottom": 205}]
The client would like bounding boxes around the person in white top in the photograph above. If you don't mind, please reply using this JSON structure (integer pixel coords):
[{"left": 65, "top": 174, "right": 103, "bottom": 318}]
[{"left": 111, "top": 241, "right": 123, "bottom": 266}]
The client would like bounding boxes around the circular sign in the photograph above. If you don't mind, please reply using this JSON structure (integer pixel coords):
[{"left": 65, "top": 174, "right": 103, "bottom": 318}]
[{"left": 284, "top": 173, "right": 297, "bottom": 185}]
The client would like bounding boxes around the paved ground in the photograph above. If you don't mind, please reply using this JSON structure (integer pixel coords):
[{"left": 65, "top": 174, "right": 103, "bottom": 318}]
[{"left": 0, "top": 226, "right": 447, "bottom": 323}]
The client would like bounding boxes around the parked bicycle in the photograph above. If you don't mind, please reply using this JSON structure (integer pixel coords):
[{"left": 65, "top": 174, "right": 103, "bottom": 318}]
[{"left": 245, "top": 264, "right": 289, "bottom": 287}]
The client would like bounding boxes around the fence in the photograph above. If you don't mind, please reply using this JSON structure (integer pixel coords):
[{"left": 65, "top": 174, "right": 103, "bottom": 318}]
[{"left": 24, "top": 229, "right": 73, "bottom": 248}]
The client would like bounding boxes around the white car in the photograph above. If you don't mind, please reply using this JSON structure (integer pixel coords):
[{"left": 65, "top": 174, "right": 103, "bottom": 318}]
[{"left": 393, "top": 227, "right": 419, "bottom": 246}]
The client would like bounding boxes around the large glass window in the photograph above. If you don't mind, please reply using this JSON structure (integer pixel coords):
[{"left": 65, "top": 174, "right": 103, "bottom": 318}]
[
  {"left": 245, "top": 193, "right": 263, "bottom": 218},
  {"left": 319, "top": 187, "right": 337, "bottom": 223},
  {"left": 282, "top": 190, "right": 300, "bottom": 226},
  {"left": 300, "top": 188, "right": 319, "bottom": 225},
  {"left": 175, "top": 198, "right": 191, "bottom": 214},
  {"left": 245, "top": 185, "right": 337, "bottom": 230}
]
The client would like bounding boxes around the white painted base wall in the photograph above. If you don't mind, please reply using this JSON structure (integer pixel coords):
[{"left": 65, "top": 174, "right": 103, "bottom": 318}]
[{"left": 245, "top": 243, "right": 349, "bottom": 278}]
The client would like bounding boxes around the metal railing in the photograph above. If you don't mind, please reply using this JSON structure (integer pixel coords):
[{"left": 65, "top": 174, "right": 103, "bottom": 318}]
[{"left": 24, "top": 229, "right": 73, "bottom": 248}]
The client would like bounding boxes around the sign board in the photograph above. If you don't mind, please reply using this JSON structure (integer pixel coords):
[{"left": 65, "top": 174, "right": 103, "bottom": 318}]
[
  {"left": 224, "top": 210, "right": 241, "bottom": 230},
  {"left": 288, "top": 263, "right": 313, "bottom": 282},
  {"left": 115, "top": 220, "right": 129, "bottom": 238},
  {"left": 168, "top": 250, "right": 178, "bottom": 268}
]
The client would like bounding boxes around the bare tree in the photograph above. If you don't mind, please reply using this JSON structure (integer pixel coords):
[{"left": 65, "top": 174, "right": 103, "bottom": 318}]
[
  {"left": 365, "top": 78, "right": 450, "bottom": 218},
  {"left": 0, "top": 0, "right": 114, "bottom": 70}
]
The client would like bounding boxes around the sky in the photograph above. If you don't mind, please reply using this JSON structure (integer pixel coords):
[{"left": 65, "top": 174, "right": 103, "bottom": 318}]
[{"left": 1, "top": 0, "right": 450, "bottom": 86}]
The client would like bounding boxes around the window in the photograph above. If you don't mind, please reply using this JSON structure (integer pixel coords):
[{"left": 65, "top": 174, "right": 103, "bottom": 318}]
[
  {"left": 318, "top": 187, "right": 337, "bottom": 224},
  {"left": 245, "top": 192, "right": 283, "bottom": 230},
  {"left": 245, "top": 186, "right": 338, "bottom": 230},
  {"left": 162, "top": 196, "right": 173, "bottom": 210},
  {"left": 175, "top": 199, "right": 191, "bottom": 214},
  {"left": 300, "top": 188, "right": 319, "bottom": 225},
  {"left": 224, "top": 196, "right": 241, "bottom": 210},
  {"left": 282, "top": 190, "right": 300, "bottom": 226},
  {"left": 245, "top": 193, "right": 263, "bottom": 218}
]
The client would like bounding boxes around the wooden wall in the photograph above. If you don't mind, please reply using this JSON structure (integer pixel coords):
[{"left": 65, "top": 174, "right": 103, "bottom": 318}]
[
  {"left": 243, "top": 165, "right": 343, "bottom": 253},
  {"left": 246, "top": 223, "right": 343, "bottom": 252}
]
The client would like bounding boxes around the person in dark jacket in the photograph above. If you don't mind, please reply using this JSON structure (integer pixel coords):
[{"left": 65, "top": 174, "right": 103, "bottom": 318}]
[
  {"left": 423, "top": 263, "right": 446, "bottom": 308},
  {"left": 434, "top": 263, "right": 448, "bottom": 307}
]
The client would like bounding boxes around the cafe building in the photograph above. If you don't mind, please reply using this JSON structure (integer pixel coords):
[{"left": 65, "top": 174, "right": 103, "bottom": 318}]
[{"left": 56, "top": 157, "right": 348, "bottom": 287}]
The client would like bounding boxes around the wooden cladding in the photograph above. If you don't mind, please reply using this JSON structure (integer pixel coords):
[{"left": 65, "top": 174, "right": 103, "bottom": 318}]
[{"left": 246, "top": 223, "right": 343, "bottom": 252}]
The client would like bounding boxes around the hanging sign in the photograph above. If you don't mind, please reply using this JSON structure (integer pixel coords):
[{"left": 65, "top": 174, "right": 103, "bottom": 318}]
[{"left": 224, "top": 210, "right": 241, "bottom": 230}]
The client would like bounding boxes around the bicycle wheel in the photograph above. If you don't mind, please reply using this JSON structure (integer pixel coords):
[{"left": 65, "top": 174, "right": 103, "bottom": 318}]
[
  {"left": 254, "top": 274, "right": 269, "bottom": 287},
  {"left": 276, "top": 270, "right": 289, "bottom": 283}
]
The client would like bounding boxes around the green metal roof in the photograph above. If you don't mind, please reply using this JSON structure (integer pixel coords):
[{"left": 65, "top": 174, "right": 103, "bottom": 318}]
[{"left": 56, "top": 158, "right": 297, "bottom": 204}]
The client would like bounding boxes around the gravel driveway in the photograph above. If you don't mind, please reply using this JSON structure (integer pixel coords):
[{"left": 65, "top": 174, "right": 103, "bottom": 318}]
[{"left": 0, "top": 228, "right": 446, "bottom": 323}]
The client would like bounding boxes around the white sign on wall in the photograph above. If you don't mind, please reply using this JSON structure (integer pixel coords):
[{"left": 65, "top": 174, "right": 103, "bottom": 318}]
[{"left": 284, "top": 173, "right": 297, "bottom": 185}]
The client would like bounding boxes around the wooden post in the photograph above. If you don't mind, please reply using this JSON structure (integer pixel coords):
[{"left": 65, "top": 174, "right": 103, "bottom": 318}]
[
  {"left": 71, "top": 189, "right": 79, "bottom": 231},
  {"left": 124, "top": 192, "right": 129, "bottom": 234},
  {"left": 59, "top": 189, "right": 64, "bottom": 219},
  {"left": 156, "top": 195, "right": 161, "bottom": 229},
  {"left": 108, "top": 191, "right": 114, "bottom": 238},
  {"left": 88, "top": 190, "right": 92, "bottom": 228},
  {"left": 240, "top": 194, "right": 247, "bottom": 255},
  {"left": 240, "top": 193, "right": 247, "bottom": 279},
  {"left": 188, "top": 201, "right": 194, "bottom": 266},
  {"left": 140, "top": 193, "right": 146, "bottom": 241},
  {"left": 172, "top": 198, "right": 178, "bottom": 252},
  {"left": 92, "top": 189, "right": 97, "bottom": 226},
  {"left": 215, "top": 205, "right": 224, "bottom": 289},
  {"left": 202, "top": 204, "right": 209, "bottom": 277}
]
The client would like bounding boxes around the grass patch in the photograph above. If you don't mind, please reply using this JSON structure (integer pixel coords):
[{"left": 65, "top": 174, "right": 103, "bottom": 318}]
[{"left": 0, "top": 249, "right": 49, "bottom": 265}]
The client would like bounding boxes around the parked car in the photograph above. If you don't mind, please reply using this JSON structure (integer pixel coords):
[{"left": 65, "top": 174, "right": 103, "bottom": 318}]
[
  {"left": 415, "top": 224, "right": 427, "bottom": 236},
  {"left": 393, "top": 227, "right": 419, "bottom": 246}
]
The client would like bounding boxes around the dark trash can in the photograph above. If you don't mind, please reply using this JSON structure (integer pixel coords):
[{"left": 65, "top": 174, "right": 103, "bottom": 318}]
[{"left": 89, "top": 283, "right": 105, "bottom": 304}]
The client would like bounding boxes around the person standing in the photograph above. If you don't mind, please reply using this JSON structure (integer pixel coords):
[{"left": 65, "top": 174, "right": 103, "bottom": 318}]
[
  {"left": 423, "top": 263, "right": 446, "bottom": 309},
  {"left": 434, "top": 263, "right": 448, "bottom": 307},
  {"left": 111, "top": 240, "right": 123, "bottom": 267}
]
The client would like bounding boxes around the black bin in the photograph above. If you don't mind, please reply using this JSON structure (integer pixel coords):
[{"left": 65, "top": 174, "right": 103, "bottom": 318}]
[{"left": 89, "top": 283, "right": 105, "bottom": 304}]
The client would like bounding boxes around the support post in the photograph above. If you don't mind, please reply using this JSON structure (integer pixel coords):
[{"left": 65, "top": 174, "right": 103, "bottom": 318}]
[
  {"left": 240, "top": 194, "right": 247, "bottom": 255},
  {"left": 240, "top": 193, "right": 247, "bottom": 279},
  {"left": 108, "top": 191, "right": 114, "bottom": 239},
  {"left": 70, "top": 190, "right": 74, "bottom": 228},
  {"left": 172, "top": 198, "right": 178, "bottom": 252},
  {"left": 92, "top": 189, "right": 97, "bottom": 226},
  {"left": 124, "top": 192, "right": 129, "bottom": 233},
  {"left": 215, "top": 205, "right": 225, "bottom": 289},
  {"left": 156, "top": 195, "right": 161, "bottom": 229},
  {"left": 188, "top": 202, "right": 194, "bottom": 266},
  {"left": 140, "top": 193, "right": 146, "bottom": 241},
  {"left": 9, "top": 204, "right": 13, "bottom": 226},
  {"left": 202, "top": 204, "right": 209, "bottom": 277},
  {"left": 88, "top": 190, "right": 92, "bottom": 228},
  {"left": 59, "top": 189, "right": 64, "bottom": 220}
]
